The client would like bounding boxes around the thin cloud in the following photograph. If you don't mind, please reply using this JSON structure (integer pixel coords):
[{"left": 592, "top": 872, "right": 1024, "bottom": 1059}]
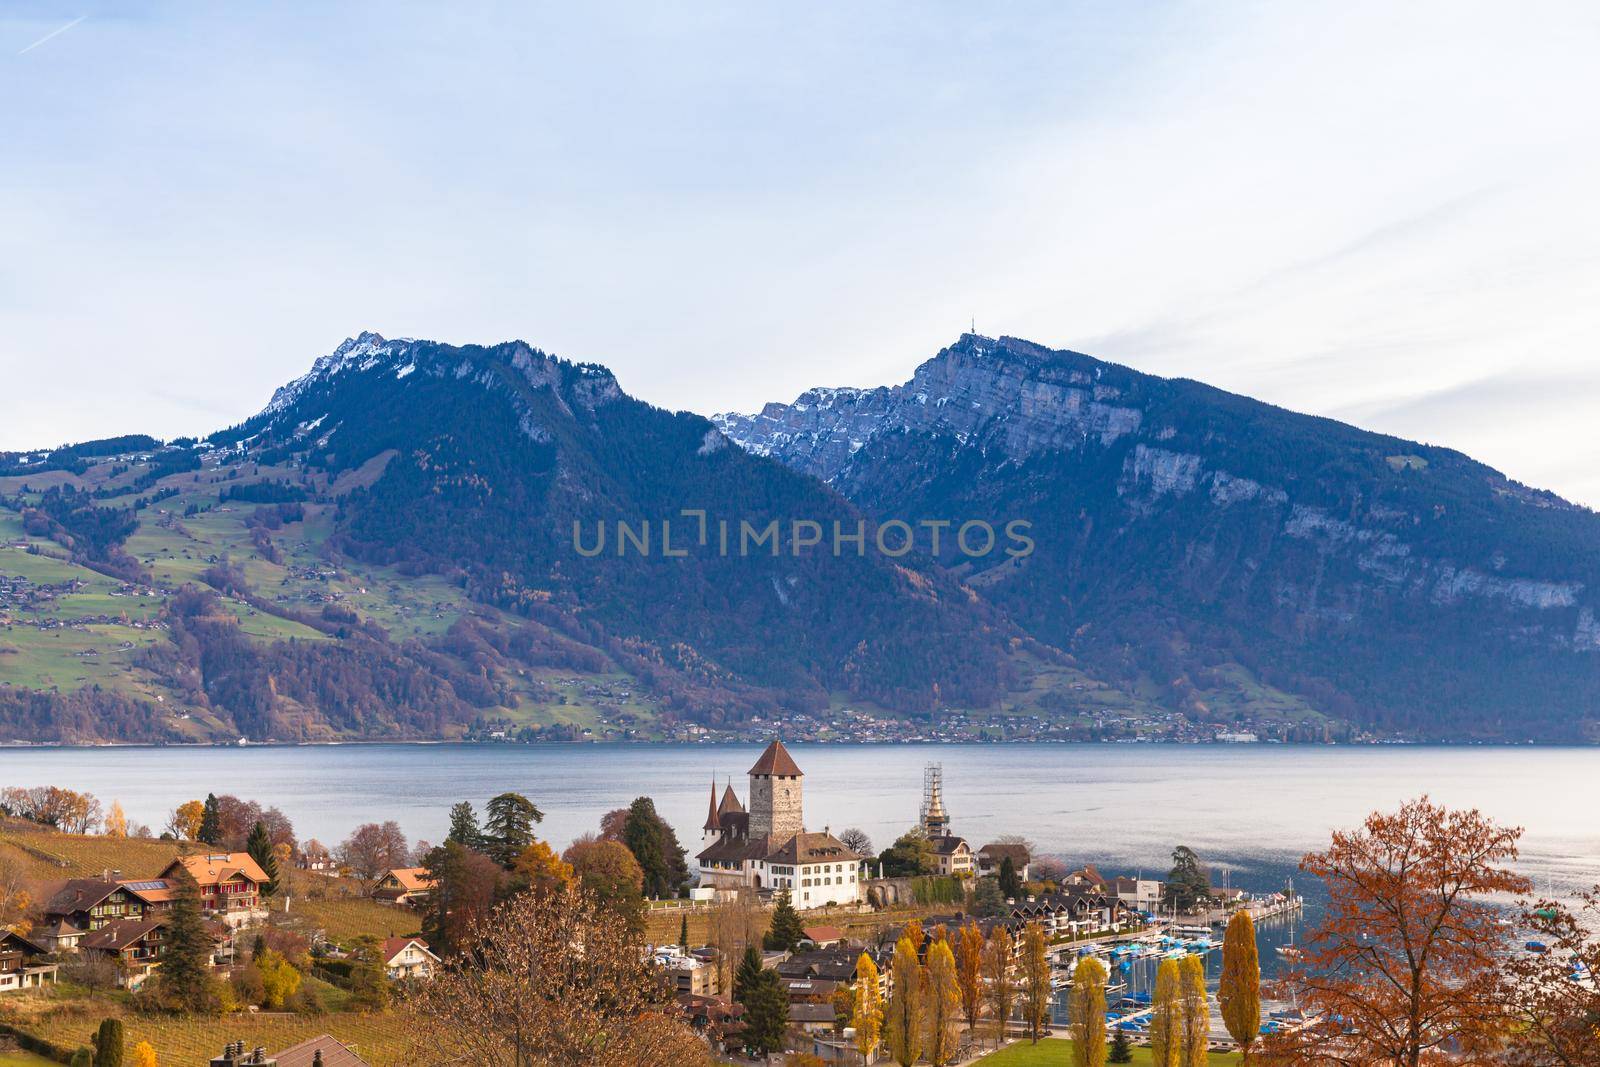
[{"left": 16, "top": 14, "right": 86, "bottom": 55}]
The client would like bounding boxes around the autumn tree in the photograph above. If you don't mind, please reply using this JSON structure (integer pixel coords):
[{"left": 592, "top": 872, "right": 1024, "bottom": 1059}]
[
  {"left": 765, "top": 888, "right": 806, "bottom": 952},
  {"left": 564, "top": 838, "right": 645, "bottom": 933},
  {"left": 1179, "top": 954, "right": 1209, "bottom": 1067},
  {"left": 853, "top": 951, "right": 884, "bottom": 1062},
  {"left": 166, "top": 799, "right": 204, "bottom": 840},
  {"left": 512, "top": 839, "right": 575, "bottom": 897},
  {"left": 884, "top": 933, "right": 926, "bottom": 1067},
  {"left": 130, "top": 1041, "right": 158, "bottom": 1067},
  {"left": 483, "top": 792, "right": 543, "bottom": 868},
  {"left": 1219, "top": 910, "right": 1260, "bottom": 1061},
  {"left": 1069, "top": 955, "right": 1108, "bottom": 1067},
  {"left": 982, "top": 925, "right": 1016, "bottom": 1044},
  {"left": 421, "top": 839, "right": 505, "bottom": 957},
  {"left": 409, "top": 885, "right": 709, "bottom": 1066},
  {"left": 1266, "top": 796, "right": 1529, "bottom": 1067},
  {"left": 925, "top": 939, "right": 962, "bottom": 1066},
  {"left": 0, "top": 854, "right": 32, "bottom": 936},
  {"left": 1021, "top": 922, "right": 1050, "bottom": 1043},
  {"left": 1150, "top": 957, "right": 1181, "bottom": 1067},
  {"left": 104, "top": 801, "right": 128, "bottom": 838},
  {"left": 1495, "top": 884, "right": 1600, "bottom": 1067},
  {"left": 706, "top": 888, "right": 765, "bottom": 995},
  {"left": 256, "top": 948, "right": 302, "bottom": 1009},
  {"left": 838, "top": 827, "right": 872, "bottom": 857},
  {"left": 337, "top": 820, "right": 409, "bottom": 887},
  {"left": 955, "top": 921, "right": 985, "bottom": 1038}
]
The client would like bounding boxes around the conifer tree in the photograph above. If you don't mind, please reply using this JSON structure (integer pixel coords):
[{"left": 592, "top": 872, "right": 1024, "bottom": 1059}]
[
  {"left": 678, "top": 912, "right": 689, "bottom": 950},
  {"left": 884, "top": 934, "right": 925, "bottom": 1067},
  {"left": 1150, "top": 957, "right": 1182, "bottom": 1067},
  {"left": 1069, "top": 955, "right": 1108, "bottom": 1067},
  {"left": 246, "top": 820, "right": 279, "bottom": 896},
  {"left": 94, "top": 1018, "right": 125, "bottom": 1067},
  {"left": 69, "top": 1050, "right": 92, "bottom": 1067},
  {"left": 197, "top": 793, "right": 222, "bottom": 846},
  {"left": 446, "top": 800, "right": 482, "bottom": 849},
  {"left": 159, "top": 867, "right": 218, "bottom": 1013},
  {"left": 483, "top": 792, "right": 543, "bottom": 868},
  {"left": 732, "top": 945, "right": 786, "bottom": 1054},
  {"left": 924, "top": 939, "right": 962, "bottom": 1066},
  {"left": 764, "top": 888, "right": 806, "bottom": 952},
  {"left": 1109, "top": 1028, "right": 1134, "bottom": 1064},
  {"left": 1180, "top": 953, "right": 1210, "bottom": 1067},
  {"left": 733, "top": 945, "right": 765, "bottom": 1006},
  {"left": 621, "top": 797, "right": 689, "bottom": 898},
  {"left": 999, "top": 855, "right": 1022, "bottom": 900},
  {"left": 1220, "top": 910, "right": 1261, "bottom": 1060},
  {"left": 1021, "top": 922, "right": 1051, "bottom": 1043},
  {"left": 852, "top": 952, "right": 883, "bottom": 1063}
]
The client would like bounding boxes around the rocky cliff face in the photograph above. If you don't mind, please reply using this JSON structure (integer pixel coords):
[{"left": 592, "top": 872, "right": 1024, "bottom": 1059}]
[{"left": 716, "top": 334, "right": 1600, "bottom": 738}]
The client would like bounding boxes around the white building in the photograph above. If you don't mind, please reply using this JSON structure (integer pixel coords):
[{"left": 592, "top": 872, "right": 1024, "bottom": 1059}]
[{"left": 695, "top": 740, "right": 861, "bottom": 907}]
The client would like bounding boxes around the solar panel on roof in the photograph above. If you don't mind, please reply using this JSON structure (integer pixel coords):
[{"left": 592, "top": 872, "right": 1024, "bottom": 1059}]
[{"left": 123, "top": 880, "right": 168, "bottom": 891}]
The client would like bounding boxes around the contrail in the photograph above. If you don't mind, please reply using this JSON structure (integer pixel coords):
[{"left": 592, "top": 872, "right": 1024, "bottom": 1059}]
[{"left": 17, "top": 14, "right": 87, "bottom": 55}]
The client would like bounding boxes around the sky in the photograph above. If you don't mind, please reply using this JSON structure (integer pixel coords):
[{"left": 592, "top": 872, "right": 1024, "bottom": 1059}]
[{"left": 3, "top": 2, "right": 1599, "bottom": 503}]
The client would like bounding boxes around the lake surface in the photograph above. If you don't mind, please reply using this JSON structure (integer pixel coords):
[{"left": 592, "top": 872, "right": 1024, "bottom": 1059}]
[{"left": 2, "top": 742, "right": 1595, "bottom": 902}]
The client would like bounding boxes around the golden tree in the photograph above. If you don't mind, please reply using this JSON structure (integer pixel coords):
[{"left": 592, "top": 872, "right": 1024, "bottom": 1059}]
[
  {"left": 1179, "top": 954, "right": 1209, "bottom": 1067},
  {"left": 852, "top": 951, "right": 884, "bottom": 1063},
  {"left": 408, "top": 885, "right": 710, "bottom": 1066},
  {"left": 130, "top": 1042, "right": 159, "bottom": 1067},
  {"left": 884, "top": 934, "right": 926, "bottom": 1067},
  {"left": 1150, "top": 957, "right": 1181, "bottom": 1067},
  {"left": 924, "top": 939, "right": 963, "bottom": 1066},
  {"left": 982, "top": 925, "right": 1017, "bottom": 1045},
  {"left": 1267, "top": 796, "right": 1529, "bottom": 1067},
  {"left": 1021, "top": 922, "right": 1051, "bottom": 1043},
  {"left": 104, "top": 800, "right": 128, "bottom": 837},
  {"left": 1219, "top": 910, "right": 1260, "bottom": 1060},
  {"left": 512, "top": 839, "right": 576, "bottom": 896},
  {"left": 955, "top": 921, "right": 986, "bottom": 1038},
  {"left": 902, "top": 917, "right": 926, "bottom": 949},
  {"left": 1068, "top": 955, "right": 1108, "bottom": 1067},
  {"left": 167, "top": 799, "right": 205, "bottom": 840}
]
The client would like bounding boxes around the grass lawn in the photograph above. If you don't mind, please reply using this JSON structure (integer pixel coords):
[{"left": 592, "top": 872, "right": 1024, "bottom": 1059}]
[
  {"left": 0, "top": 1052, "right": 60, "bottom": 1067},
  {"left": 977, "top": 1038, "right": 1241, "bottom": 1066}
]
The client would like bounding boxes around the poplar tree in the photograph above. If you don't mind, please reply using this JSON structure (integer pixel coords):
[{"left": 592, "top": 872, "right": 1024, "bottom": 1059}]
[
  {"left": 852, "top": 952, "right": 884, "bottom": 1063},
  {"left": 1220, "top": 910, "right": 1261, "bottom": 1060},
  {"left": 884, "top": 934, "right": 925, "bottom": 1067},
  {"left": 982, "top": 926, "right": 1016, "bottom": 1045},
  {"left": 1069, "top": 955, "right": 1108, "bottom": 1067},
  {"left": 1021, "top": 922, "right": 1051, "bottom": 1043},
  {"left": 955, "top": 921, "right": 986, "bottom": 1036},
  {"left": 1150, "top": 957, "right": 1182, "bottom": 1067},
  {"left": 924, "top": 939, "right": 962, "bottom": 1066},
  {"left": 1180, "top": 953, "right": 1210, "bottom": 1067}
]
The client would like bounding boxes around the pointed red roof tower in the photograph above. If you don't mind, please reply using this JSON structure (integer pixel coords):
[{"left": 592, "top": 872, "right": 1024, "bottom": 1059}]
[
  {"left": 747, "top": 738, "right": 803, "bottom": 777},
  {"left": 702, "top": 779, "right": 722, "bottom": 832}
]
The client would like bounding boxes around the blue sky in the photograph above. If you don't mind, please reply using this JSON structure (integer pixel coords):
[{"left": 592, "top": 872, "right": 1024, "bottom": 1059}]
[{"left": 4, "top": 2, "right": 1599, "bottom": 503}]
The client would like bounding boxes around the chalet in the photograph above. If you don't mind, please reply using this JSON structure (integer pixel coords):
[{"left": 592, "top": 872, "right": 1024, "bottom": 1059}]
[
  {"left": 927, "top": 834, "right": 975, "bottom": 878},
  {"left": 380, "top": 936, "right": 439, "bottom": 981},
  {"left": 976, "top": 842, "right": 1032, "bottom": 883},
  {"left": 39, "top": 878, "right": 149, "bottom": 932},
  {"left": 372, "top": 867, "right": 435, "bottom": 907},
  {"left": 0, "top": 931, "right": 56, "bottom": 994},
  {"left": 161, "top": 853, "right": 269, "bottom": 927},
  {"left": 79, "top": 916, "right": 171, "bottom": 989}
]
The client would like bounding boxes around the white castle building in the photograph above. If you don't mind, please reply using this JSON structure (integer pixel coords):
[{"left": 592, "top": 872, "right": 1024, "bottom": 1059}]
[{"left": 695, "top": 740, "right": 861, "bottom": 907}]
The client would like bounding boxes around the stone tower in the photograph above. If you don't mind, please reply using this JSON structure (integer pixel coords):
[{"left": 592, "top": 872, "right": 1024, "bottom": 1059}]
[{"left": 747, "top": 739, "right": 804, "bottom": 841}]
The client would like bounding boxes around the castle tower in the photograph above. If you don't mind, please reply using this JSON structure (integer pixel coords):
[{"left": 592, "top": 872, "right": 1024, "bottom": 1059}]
[
  {"left": 921, "top": 763, "right": 950, "bottom": 836},
  {"left": 747, "top": 739, "right": 804, "bottom": 841},
  {"left": 701, "top": 778, "right": 722, "bottom": 848}
]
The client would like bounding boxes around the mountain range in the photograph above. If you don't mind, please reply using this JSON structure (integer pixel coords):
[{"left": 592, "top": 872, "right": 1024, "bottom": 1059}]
[{"left": 2, "top": 331, "right": 1596, "bottom": 743}]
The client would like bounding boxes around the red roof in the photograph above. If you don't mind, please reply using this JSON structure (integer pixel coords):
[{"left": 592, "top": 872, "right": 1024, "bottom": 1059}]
[
  {"left": 748, "top": 739, "right": 802, "bottom": 777},
  {"left": 703, "top": 780, "right": 721, "bottom": 831}
]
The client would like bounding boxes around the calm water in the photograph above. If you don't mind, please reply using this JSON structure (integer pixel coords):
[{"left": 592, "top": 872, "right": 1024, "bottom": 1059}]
[{"left": 1, "top": 742, "right": 1595, "bottom": 900}]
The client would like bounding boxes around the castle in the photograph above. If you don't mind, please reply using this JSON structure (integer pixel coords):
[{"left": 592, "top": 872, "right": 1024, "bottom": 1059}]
[{"left": 695, "top": 740, "right": 861, "bottom": 907}]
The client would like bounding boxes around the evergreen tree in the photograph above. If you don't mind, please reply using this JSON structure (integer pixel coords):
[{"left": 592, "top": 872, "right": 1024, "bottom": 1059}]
[
  {"left": 1164, "top": 846, "right": 1209, "bottom": 911},
  {"left": 763, "top": 889, "right": 806, "bottom": 952},
  {"left": 1109, "top": 1028, "right": 1134, "bottom": 1063},
  {"left": 483, "top": 793, "right": 543, "bottom": 868},
  {"left": 733, "top": 945, "right": 765, "bottom": 1006},
  {"left": 742, "top": 967, "right": 788, "bottom": 1054},
  {"left": 159, "top": 867, "right": 218, "bottom": 1013},
  {"left": 1220, "top": 910, "right": 1261, "bottom": 1061},
  {"left": 1069, "top": 956, "right": 1108, "bottom": 1067},
  {"left": 621, "top": 797, "right": 688, "bottom": 898},
  {"left": 347, "top": 935, "right": 391, "bottom": 1011},
  {"left": 69, "top": 1050, "right": 92, "bottom": 1067},
  {"left": 246, "top": 820, "right": 279, "bottom": 896},
  {"left": 445, "top": 800, "right": 481, "bottom": 849},
  {"left": 678, "top": 912, "right": 689, "bottom": 950},
  {"left": 197, "top": 793, "right": 222, "bottom": 846},
  {"left": 94, "top": 1018, "right": 125, "bottom": 1067},
  {"left": 971, "top": 876, "right": 1006, "bottom": 917},
  {"left": 884, "top": 934, "right": 924, "bottom": 1067},
  {"left": 998, "top": 855, "right": 1022, "bottom": 900}
]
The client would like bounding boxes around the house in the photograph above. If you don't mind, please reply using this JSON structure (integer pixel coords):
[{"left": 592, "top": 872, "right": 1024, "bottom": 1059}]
[
  {"left": 695, "top": 741, "right": 862, "bottom": 907},
  {"left": 788, "top": 1001, "right": 837, "bottom": 1035},
  {"left": 776, "top": 946, "right": 890, "bottom": 1000},
  {"left": 161, "top": 853, "right": 269, "bottom": 927},
  {"left": 274, "top": 1035, "right": 372, "bottom": 1067},
  {"left": 656, "top": 947, "right": 719, "bottom": 996},
  {"left": 976, "top": 843, "right": 1032, "bottom": 883},
  {"left": 0, "top": 931, "right": 57, "bottom": 994},
  {"left": 39, "top": 878, "right": 150, "bottom": 933},
  {"left": 1109, "top": 876, "right": 1162, "bottom": 913},
  {"left": 802, "top": 925, "right": 846, "bottom": 948},
  {"left": 927, "top": 834, "right": 975, "bottom": 878},
  {"left": 372, "top": 867, "right": 434, "bottom": 907},
  {"left": 79, "top": 916, "right": 171, "bottom": 989},
  {"left": 380, "top": 936, "right": 439, "bottom": 981}
]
